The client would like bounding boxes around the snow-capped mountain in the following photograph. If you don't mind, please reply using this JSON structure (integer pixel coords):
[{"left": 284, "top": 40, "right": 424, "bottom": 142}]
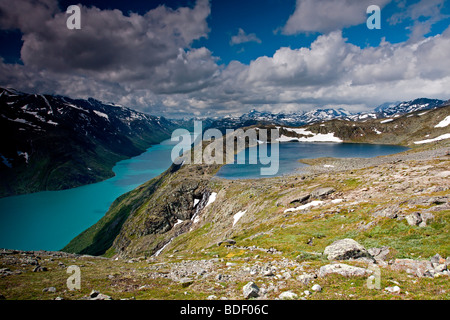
[
  {"left": 374, "top": 98, "right": 446, "bottom": 118},
  {"left": 0, "top": 87, "right": 177, "bottom": 197},
  {"left": 218, "top": 99, "right": 448, "bottom": 127}
]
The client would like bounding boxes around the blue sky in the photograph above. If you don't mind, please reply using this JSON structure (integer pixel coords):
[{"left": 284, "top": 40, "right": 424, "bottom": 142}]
[{"left": 1, "top": 0, "right": 450, "bottom": 117}]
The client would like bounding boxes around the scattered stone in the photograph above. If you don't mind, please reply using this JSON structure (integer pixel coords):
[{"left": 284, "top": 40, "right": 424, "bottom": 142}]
[
  {"left": 207, "top": 295, "right": 217, "bottom": 300},
  {"left": 42, "top": 287, "right": 56, "bottom": 293},
  {"left": 390, "top": 259, "right": 434, "bottom": 278},
  {"left": 297, "top": 273, "right": 316, "bottom": 285},
  {"left": 318, "top": 263, "right": 369, "bottom": 278},
  {"left": 243, "top": 282, "right": 260, "bottom": 299},
  {"left": 323, "top": 239, "right": 373, "bottom": 261},
  {"left": 311, "top": 284, "right": 322, "bottom": 292},
  {"left": 279, "top": 291, "right": 298, "bottom": 300}
]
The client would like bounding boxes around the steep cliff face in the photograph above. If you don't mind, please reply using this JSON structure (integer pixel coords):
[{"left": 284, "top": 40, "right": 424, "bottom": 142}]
[{"left": 63, "top": 161, "right": 222, "bottom": 257}]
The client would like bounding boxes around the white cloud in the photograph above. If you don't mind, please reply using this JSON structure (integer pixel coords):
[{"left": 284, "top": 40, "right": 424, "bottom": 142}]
[
  {"left": 282, "top": 0, "right": 391, "bottom": 34},
  {"left": 0, "top": 0, "right": 450, "bottom": 118},
  {"left": 230, "top": 28, "right": 262, "bottom": 45}
]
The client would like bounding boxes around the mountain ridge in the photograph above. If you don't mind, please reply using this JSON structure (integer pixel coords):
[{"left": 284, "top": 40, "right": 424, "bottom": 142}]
[{"left": 0, "top": 87, "right": 178, "bottom": 197}]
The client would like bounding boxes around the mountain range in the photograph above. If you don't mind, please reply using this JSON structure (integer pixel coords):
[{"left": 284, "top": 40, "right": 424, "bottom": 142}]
[{"left": 1, "top": 86, "right": 448, "bottom": 197}]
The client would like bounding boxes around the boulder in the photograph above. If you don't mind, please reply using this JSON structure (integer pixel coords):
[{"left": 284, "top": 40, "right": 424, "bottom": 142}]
[
  {"left": 217, "top": 239, "right": 236, "bottom": 247},
  {"left": 318, "top": 263, "right": 369, "bottom": 278},
  {"left": 311, "top": 187, "right": 335, "bottom": 199},
  {"left": 372, "top": 205, "right": 400, "bottom": 219},
  {"left": 368, "top": 246, "right": 390, "bottom": 262},
  {"left": 384, "top": 286, "right": 401, "bottom": 294},
  {"left": 242, "top": 282, "right": 260, "bottom": 299},
  {"left": 323, "top": 239, "right": 372, "bottom": 261},
  {"left": 311, "top": 284, "right": 322, "bottom": 292},
  {"left": 405, "top": 212, "right": 422, "bottom": 226}
]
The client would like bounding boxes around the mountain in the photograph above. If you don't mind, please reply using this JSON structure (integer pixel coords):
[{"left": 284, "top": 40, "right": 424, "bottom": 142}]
[
  {"left": 0, "top": 87, "right": 178, "bottom": 197},
  {"left": 375, "top": 98, "right": 446, "bottom": 118},
  {"left": 190, "top": 99, "right": 448, "bottom": 130}
]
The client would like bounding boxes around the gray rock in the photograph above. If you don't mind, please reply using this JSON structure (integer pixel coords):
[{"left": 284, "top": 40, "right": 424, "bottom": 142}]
[
  {"left": 243, "top": 282, "right": 260, "bottom": 299},
  {"left": 279, "top": 291, "right": 298, "bottom": 300},
  {"left": 323, "top": 239, "right": 372, "bottom": 261},
  {"left": 405, "top": 212, "right": 422, "bottom": 226},
  {"left": 368, "top": 246, "right": 390, "bottom": 261},
  {"left": 43, "top": 287, "right": 56, "bottom": 293},
  {"left": 318, "top": 263, "right": 369, "bottom": 278},
  {"left": 311, "top": 284, "right": 322, "bottom": 292},
  {"left": 179, "top": 278, "right": 194, "bottom": 287},
  {"left": 89, "top": 290, "right": 112, "bottom": 300},
  {"left": 32, "top": 266, "right": 47, "bottom": 272},
  {"left": 419, "top": 212, "right": 434, "bottom": 227},
  {"left": 217, "top": 239, "right": 236, "bottom": 247},
  {"left": 372, "top": 205, "right": 400, "bottom": 219},
  {"left": 311, "top": 187, "right": 335, "bottom": 199},
  {"left": 384, "top": 286, "right": 401, "bottom": 294}
]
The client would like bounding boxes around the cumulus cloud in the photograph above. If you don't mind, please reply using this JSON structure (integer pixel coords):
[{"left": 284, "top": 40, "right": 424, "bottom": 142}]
[
  {"left": 282, "top": 0, "right": 391, "bottom": 34},
  {"left": 0, "top": 0, "right": 450, "bottom": 117},
  {"left": 230, "top": 28, "right": 262, "bottom": 45},
  {"left": 0, "top": 0, "right": 215, "bottom": 95}
]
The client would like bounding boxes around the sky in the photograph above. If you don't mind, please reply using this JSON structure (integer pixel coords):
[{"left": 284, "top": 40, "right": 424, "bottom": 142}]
[{"left": 0, "top": 0, "right": 450, "bottom": 118}]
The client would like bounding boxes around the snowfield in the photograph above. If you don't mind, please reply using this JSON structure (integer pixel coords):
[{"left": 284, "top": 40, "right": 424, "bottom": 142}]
[
  {"left": 277, "top": 127, "right": 343, "bottom": 143},
  {"left": 232, "top": 210, "right": 247, "bottom": 227},
  {"left": 435, "top": 116, "right": 450, "bottom": 128},
  {"left": 414, "top": 133, "right": 450, "bottom": 144}
]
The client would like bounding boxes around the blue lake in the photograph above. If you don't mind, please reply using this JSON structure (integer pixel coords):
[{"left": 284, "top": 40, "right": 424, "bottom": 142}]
[
  {"left": 216, "top": 142, "right": 409, "bottom": 179},
  {"left": 0, "top": 139, "right": 409, "bottom": 251},
  {"left": 0, "top": 138, "right": 178, "bottom": 251}
]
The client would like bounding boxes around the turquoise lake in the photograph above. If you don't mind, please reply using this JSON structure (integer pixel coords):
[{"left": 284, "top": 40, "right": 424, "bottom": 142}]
[
  {"left": 0, "top": 140, "right": 409, "bottom": 251},
  {"left": 0, "top": 138, "right": 178, "bottom": 251}
]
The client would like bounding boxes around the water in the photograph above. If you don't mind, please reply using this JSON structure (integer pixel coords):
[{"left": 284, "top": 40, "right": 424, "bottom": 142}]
[
  {"left": 0, "top": 139, "right": 408, "bottom": 251},
  {"left": 0, "top": 138, "right": 178, "bottom": 251},
  {"left": 216, "top": 142, "right": 409, "bottom": 179}
]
